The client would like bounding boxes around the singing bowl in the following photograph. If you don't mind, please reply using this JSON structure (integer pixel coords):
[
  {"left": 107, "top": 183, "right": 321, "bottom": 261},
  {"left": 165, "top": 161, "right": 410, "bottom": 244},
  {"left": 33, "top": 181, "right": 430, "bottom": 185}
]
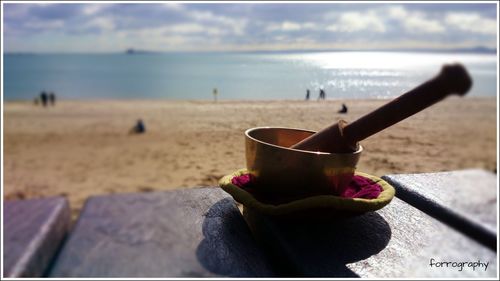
[{"left": 245, "top": 127, "right": 363, "bottom": 202}]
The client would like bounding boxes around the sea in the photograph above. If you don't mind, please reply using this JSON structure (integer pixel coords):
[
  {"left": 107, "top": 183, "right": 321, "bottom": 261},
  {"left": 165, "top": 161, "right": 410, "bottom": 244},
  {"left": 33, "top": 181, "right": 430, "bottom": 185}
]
[{"left": 3, "top": 51, "right": 497, "bottom": 101}]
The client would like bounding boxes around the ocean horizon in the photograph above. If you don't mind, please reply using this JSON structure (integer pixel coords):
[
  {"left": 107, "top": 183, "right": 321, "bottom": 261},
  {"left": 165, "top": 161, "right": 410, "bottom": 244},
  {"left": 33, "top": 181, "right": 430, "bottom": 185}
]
[{"left": 3, "top": 50, "right": 497, "bottom": 101}]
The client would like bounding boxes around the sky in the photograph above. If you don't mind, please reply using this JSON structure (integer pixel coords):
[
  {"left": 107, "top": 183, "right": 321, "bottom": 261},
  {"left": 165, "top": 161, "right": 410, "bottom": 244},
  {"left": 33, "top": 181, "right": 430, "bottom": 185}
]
[{"left": 2, "top": 2, "right": 498, "bottom": 53}]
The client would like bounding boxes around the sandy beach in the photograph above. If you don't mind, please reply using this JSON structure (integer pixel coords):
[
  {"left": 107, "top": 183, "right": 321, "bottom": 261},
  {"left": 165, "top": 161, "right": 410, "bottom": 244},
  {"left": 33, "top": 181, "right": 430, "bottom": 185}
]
[{"left": 3, "top": 98, "right": 497, "bottom": 218}]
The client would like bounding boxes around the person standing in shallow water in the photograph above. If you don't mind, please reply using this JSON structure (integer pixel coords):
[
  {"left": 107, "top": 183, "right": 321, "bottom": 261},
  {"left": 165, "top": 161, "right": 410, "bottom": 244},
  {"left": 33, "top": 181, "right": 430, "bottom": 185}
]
[
  {"left": 305, "top": 89, "right": 310, "bottom": 100},
  {"left": 318, "top": 89, "right": 326, "bottom": 100},
  {"left": 213, "top": 88, "right": 218, "bottom": 102},
  {"left": 40, "top": 91, "right": 48, "bottom": 107}
]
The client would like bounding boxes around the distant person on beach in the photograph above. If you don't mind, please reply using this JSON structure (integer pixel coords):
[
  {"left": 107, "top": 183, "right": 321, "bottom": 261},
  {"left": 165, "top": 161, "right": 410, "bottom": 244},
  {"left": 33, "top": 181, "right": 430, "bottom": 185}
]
[
  {"left": 48, "top": 92, "right": 56, "bottom": 106},
  {"left": 318, "top": 89, "right": 326, "bottom": 100},
  {"left": 213, "top": 88, "right": 218, "bottom": 102},
  {"left": 40, "top": 91, "right": 48, "bottom": 107},
  {"left": 130, "top": 119, "right": 146, "bottom": 134},
  {"left": 339, "top": 103, "right": 348, "bottom": 114},
  {"left": 305, "top": 89, "right": 310, "bottom": 100}
]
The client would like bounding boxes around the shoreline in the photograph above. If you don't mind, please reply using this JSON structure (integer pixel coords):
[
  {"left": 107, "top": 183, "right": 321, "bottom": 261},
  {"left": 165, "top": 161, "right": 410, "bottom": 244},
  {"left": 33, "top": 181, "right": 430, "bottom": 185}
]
[{"left": 3, "top": 96, "right": 497, "bottom": 103}]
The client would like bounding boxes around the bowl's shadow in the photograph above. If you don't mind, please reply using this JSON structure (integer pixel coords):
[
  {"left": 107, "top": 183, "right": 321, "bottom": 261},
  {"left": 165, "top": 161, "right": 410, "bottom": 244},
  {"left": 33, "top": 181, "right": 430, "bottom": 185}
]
[
  {"left": 195, "top": 198, "right": 276, "bottom": 277},
  {"left": 243, "top": 208, "right": 392, "bottom": 277},
  {"left": 196, "top": 198, "right": 392, "bottom": 277}
]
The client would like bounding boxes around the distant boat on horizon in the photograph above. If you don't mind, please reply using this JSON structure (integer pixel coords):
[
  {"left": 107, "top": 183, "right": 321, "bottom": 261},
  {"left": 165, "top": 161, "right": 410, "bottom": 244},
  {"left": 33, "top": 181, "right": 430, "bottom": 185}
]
[{"left": 125, "top": 48, "right": 158, "bottom": 55}]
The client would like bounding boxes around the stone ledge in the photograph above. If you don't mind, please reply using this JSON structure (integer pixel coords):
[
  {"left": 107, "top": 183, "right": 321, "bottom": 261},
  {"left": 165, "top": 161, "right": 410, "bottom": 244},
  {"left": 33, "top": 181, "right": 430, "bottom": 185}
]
[
  {"left": 48, "top": 187, "right": 276, "bottom": 277},
  {"left": 382, "top": 169, "right": 497, "bottom": 249},
  {"left": 4, "top": 196, "right": 71, "bottom": 277}
]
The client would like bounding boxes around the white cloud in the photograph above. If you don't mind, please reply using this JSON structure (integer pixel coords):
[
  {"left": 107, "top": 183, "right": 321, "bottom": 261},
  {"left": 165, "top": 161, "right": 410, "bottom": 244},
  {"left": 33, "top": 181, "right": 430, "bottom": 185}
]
[
  {"left": 274, "top": 35, "right": 287, "bottom": 41},
  {"left": 161, "top": 3, "right": 183, "bottom": 11},
  {"left": 404, "top": 13, "right": 445, "bottom": 33},
  {"left": 445, "top": 12, "right": 497, "bottom": 35},
  {"left": 266, "top": 21, "right": 317, "bottom": 32},
  {"left": 158, "top": 4, "right": 247, "bottom": 36},
  {"left": 168, "top": 23, "right": 224, "bottom": 36},
  {"left": 169, "top": 23, "right": 206, "bottom": 34},
  {"left": 113, "top": 26, "right": 208, "bottom": 51},
  {"left": 387, "top": 6, "right": 445, "bottom": 34},
  {"left": 82, "top": 4, "right": 111, "bottom": 16},
  {"left": 84, "top": 17, "right": 115, "bottom": 31},
  {"left": 116, "top": 23, "right": 226, "bottom": 49},
  {"left": 281, "top": 21, "right": 302, "bottom": 31},
  {"left": 188, "top": 9, "right": 247, "bottom": 35},
  {"left": 25, "top": 19, "right": 64, "bottom": 29},
  {"left": 327, "top": 11, "right": 386, "bottom": 33},
  {"left": 387, "top": 6, "right": 407, "bottom": 19}
]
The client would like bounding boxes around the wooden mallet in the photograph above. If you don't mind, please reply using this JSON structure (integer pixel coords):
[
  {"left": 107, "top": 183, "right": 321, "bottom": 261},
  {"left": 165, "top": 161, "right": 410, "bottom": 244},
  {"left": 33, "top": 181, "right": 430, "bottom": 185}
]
[{"left": 291, "top": 63, "right": 473, "bottom": 153}]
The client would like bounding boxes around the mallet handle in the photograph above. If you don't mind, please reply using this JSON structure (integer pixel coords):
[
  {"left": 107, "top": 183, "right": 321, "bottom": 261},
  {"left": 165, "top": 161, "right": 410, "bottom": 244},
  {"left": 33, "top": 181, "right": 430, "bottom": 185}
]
[
  {"left": 344, "top": 64, "right": 472, "bottom": 144},
  {"left": 292, "top": 64, "right": 472, "bottom": 153}
]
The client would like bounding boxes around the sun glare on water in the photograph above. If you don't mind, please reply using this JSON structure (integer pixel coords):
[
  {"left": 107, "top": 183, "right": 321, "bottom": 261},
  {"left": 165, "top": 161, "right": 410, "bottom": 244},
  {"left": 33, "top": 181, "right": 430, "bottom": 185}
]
[{"left": 285, "top": 51, "right": 495, "bottom": 71}]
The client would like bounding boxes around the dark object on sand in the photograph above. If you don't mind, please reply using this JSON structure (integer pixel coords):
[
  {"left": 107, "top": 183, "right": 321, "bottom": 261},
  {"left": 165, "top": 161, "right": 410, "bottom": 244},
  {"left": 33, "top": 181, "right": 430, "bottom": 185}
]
[
  {"left": 130, "top": 119, "right": 146, "bottom": 134},
  {"left": 306, "top": 89, "right": 310, "bottom": 100},
  {"left": 339, "top": 103, "right": 348, "bottom": 114},
  {"left": 292, "top": 64, "right": 472, "bottom": 153},
  {"left": 40, "top": 91, "right": 48, "bottom": 107},
  {"left": 49, "top": 92, "right": 56, "bottom": 106}
]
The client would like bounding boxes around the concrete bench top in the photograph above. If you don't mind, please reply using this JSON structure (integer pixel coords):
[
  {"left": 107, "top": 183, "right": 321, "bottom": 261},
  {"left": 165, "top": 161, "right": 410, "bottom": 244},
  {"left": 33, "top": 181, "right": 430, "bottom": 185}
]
[
  {"left": 48, "top": 187, "right": 276, "bottom": 277},
  {"left": 382, "top": 169, "right": 497, "bottom": 249},
  {"left": 3, "top": 196, "right": 71, "bottom": 277},
  {"left": 244, "top": 197, "right": 497, "bottom": 278}
]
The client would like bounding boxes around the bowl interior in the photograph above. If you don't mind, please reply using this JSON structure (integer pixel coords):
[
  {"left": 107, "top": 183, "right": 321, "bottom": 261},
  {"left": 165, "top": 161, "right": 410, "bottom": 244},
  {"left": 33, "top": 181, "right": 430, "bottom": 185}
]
[
  {"left": 247, "top": 127, "right": 313, "bottom": 149},
  {"left": 246, "top": 127, "right": 362, "bottom": 155}
]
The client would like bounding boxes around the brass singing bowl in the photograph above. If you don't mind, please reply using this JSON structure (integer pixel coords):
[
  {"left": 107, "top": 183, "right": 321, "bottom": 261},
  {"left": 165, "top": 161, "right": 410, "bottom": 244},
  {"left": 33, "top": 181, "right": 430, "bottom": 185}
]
[{"left": 245, "top": 127, "right": 363, "bottom": 202}]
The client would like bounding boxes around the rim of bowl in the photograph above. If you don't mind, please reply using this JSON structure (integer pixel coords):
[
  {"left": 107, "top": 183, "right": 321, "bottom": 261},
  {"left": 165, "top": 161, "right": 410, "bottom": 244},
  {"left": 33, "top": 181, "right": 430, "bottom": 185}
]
[{"left": 245, "top": 126, "right": 363, "bottom": 156}]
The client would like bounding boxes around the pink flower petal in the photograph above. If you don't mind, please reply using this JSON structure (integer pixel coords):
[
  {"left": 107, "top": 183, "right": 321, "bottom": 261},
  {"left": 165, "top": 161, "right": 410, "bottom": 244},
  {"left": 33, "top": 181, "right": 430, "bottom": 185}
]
[
  {"left": 232, "top": 174, "right": 255, "bottom": 188},
  {"left": 341, "top": 175, "right": 382, "bottom": 199}
]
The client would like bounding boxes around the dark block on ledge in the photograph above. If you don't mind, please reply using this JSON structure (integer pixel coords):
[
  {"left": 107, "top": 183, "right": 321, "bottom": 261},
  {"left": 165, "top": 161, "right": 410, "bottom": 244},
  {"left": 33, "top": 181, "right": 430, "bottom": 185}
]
[
  {"left": 244, "top": 197, "right": 497, "bottom": 278},
  {"left": 4, "top": 196, "right": 71, "bottom": 277},
  {"left": 382, "top": 169, "right": 497, "bottom": 249},
  {"left": 49, "top": 187, "right": 275, "bottom": 277}
]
